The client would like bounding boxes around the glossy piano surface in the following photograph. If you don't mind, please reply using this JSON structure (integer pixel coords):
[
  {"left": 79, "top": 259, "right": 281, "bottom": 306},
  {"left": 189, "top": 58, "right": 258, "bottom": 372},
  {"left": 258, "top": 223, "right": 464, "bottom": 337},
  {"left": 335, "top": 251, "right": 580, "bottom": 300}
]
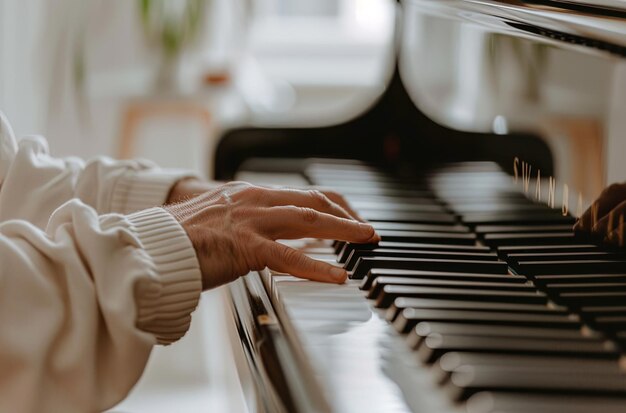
[
  {"left": 226, "top": 160, "right": 626, "bottom": 412},
  {"left": 220, "top": 0, "right": 626, "bottom": 411},
  {"left": 262, "top": 270, "right": 456, "bottom": 413}
]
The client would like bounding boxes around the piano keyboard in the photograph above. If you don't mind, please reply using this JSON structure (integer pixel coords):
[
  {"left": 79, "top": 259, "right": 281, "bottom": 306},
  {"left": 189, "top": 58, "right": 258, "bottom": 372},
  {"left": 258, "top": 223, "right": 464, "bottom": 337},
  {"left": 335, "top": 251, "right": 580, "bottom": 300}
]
[{"left": 245, "top": 160, "right": 626, "bottom": 413}]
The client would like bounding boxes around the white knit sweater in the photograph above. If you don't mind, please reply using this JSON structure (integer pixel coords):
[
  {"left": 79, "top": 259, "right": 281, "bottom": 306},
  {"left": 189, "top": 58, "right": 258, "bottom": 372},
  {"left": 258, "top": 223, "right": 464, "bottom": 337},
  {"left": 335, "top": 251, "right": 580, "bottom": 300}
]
[{"left": 0, "top": 112, "right": 203, "bottom": 412}]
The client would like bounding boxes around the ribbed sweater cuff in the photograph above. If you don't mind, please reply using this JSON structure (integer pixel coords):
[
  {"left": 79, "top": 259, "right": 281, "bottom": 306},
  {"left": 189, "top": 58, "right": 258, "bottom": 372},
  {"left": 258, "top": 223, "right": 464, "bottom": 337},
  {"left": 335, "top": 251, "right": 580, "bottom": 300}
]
[
  {"left": 126, "top": 207, "right": 202, "bottom": 344},
  {"left": 111, "top": 169, "right": 197, "bottom": 214}
]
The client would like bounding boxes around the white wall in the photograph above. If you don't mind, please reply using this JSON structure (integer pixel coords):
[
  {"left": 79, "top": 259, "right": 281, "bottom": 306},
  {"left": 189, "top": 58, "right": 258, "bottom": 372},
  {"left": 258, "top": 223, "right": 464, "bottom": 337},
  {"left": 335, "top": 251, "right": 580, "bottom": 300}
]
[{"left": 0, "top": 0, "right": 47, "bottom": 137}]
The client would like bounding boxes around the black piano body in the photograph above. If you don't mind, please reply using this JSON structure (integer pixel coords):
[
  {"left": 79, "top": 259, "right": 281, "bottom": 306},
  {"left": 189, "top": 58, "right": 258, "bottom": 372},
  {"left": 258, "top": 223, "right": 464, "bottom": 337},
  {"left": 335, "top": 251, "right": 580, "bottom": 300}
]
[{"left": 216, "top": 1, "right": 626, "bottom": 412}]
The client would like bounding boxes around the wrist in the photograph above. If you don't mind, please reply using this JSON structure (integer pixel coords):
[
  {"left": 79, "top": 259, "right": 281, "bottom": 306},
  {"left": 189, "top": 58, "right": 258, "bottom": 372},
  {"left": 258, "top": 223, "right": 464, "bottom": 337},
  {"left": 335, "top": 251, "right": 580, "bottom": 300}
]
[
  {"left": 167, "top": 178, "right": 224, "bottom": 204},
  {"left": 126, "top": 207, "right": 202, "bottom": 343}
]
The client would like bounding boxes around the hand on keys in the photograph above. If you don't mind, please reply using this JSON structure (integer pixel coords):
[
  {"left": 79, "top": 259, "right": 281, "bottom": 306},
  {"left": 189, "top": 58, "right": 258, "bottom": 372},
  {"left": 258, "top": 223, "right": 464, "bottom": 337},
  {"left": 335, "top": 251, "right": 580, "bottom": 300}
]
[
  {"left": 575, "top": 183, "right": 626, "bottom": 245},
  {"left": 166, "top": 180, "right": 379, "bottom": 290}
]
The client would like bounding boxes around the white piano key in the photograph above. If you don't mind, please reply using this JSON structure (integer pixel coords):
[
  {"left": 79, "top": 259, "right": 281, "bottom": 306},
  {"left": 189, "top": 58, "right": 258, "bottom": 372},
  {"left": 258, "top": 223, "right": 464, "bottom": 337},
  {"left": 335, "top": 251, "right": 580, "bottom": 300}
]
[{"left": 266, "top": 271, "right": 462, "bottom": 413}]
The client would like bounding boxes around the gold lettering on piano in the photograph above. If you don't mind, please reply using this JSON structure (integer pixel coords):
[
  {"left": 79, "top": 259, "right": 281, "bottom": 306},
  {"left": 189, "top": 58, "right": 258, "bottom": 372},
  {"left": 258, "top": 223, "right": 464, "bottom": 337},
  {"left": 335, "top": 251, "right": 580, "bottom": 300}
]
[
  {"left": 522, "top": 162, "right": 531, "bottom": 194},
  {"left": 535, "top": 169, "right": 541, "bottom": 201},
  {"left": 548, "top": 176, "right": 556, "bottom": 208},
  {"left": 511, "top": 158, "right": 585, "bottom": 219},
  {"left": 562, "top": 184, "right": 569, "bottom": 216},
  {"left": 257, "top": 314, "right": 276, "bottom": 325},
  {"left": 577, "top": 193, "right": 583, "bottom": 218}
]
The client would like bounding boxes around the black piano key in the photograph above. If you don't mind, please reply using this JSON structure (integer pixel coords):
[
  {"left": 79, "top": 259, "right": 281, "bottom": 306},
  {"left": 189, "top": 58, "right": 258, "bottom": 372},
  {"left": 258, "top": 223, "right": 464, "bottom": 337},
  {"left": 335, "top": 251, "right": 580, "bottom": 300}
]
[
  {"left": 437, "top": 352, "right": 616, "bottom": 386},
  {"left": 507, "top": 252, "right": 626, "bottom": 263},
  {"left": 334, "top": 241, "right": 347, "bottom": 255},
  {"left": 441, "top": 193, "right": 529, "bottom": 202},
  {"left": 351, "top": 257, "right": 508, "bottom": 279},
  {"left": 307, "top": 173, "right": 390, "bottom": 182},
  {"left": 350, "top": 200, "right": 441, "bottom": 211},
  {"left": 439, "top": 352, "right": 616, "bottom": 373},
  {"left": 358, "top": 210, "right": 456, "bottom": 224},
  {"left": 368, "top": 222, "right": 468, "bottom": 232},
  {"left": 369, "top": 277, "right": 535, "bottom": 302},
  {"left": 380, "top": 241, "right": 489, "bottom": 252},
  {"left": 394, "top": 308, "right": 580, "bottom": 334},
  {"left": 592, "top": 316, "right": 626, "bottom": 332},
  {"left": 545, "top": 283, "right": 626, "bottom": 293},
  {"left": 320, "top": 181, "right": 424, "bottom": 191},
  {"left": 386, "top": 298, "right": 567, "bottom": 322},
  {"left": 475, "top": 224, "right": 575, "bottom": 234},
  {"left": 497, "top": 244, "right": 601, "bottom": 257},
  {"left": 445, "top": 365, "right": 626, "bottom": 402},
  {"left": 337, "top": 240, "right": 489, "bottom": 264},
  {"left": 580, "top": 306, "right": 626, "bottom": 317},
  {"left": 451, "top": 204, "right": 550, "bottom": 214},
  {"left": 555, "top": 292, "right": 626, "bottom": 307},
  {"left": 466, "top": 392, "right": 626, "bottom": 413},
  {"left": 461, "top": 213, "right": 576, "bottom": 226},
  {"left": 344, "top": 195, "right": 438, "bottom": 206},
  {"left": 419, "top": 334, "right": 617, "bottom": 365},
  {"left": 375, "top": 230, "right": 476, "bottom": 245},
  {"left": 362, "top": 268, "right": 526, "bottom": 292},
  {"left": 336, "top": 242, "right": 374, "bottom": 263},
  {"left": 484, "top": 232, "right": 578, "bottom": 247},
  {"left": 534, "top": 274, "right": 626, "bottom": 285},
  {"left": 437, "top": 191, "right": 525, "bottom": 200},
  {"left": 516, "top": 260, "right": 626, "bottom": 276},
  {"left": 344, "top": 248, "right": 498, "bottom": 271},
  {"left": 497, "top": 244, "right": 595, "bottom": 253},
  {"left": 358, "top": 204, "right": 446, "bottom": 213},
  {"left": 322, "top": 187, "right": 427, "bottom": 198},
  {"left": 375, "top": 286, "right": 548, "bottom": 308},
  {"left": 408, "top": 324, "right": 594, "bottom": 351}
]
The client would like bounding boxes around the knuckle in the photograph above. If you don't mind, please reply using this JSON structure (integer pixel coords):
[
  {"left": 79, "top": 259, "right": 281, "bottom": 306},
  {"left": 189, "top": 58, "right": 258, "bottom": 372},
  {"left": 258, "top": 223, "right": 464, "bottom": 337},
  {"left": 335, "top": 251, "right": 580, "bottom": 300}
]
[
  {"left": 309, "top": 190, "right": 332, "bottom": 208},
  {"left": 298, "top": 207, "right": 319, "bottom": 223},
  {"left": 242, "top": 185, "right": 263, "bottom": 197},
  {"left": 224, "top": 181, "right": 248, "bottom": 191},
  {"left": 323, "top": 189, "right": 341, "bottom": 199},
  {"left": 236, "top": 184, "right": 267, "bottom": 204},
  {"left": 325, "top": 189, "right": 346, "bottom": 204}
]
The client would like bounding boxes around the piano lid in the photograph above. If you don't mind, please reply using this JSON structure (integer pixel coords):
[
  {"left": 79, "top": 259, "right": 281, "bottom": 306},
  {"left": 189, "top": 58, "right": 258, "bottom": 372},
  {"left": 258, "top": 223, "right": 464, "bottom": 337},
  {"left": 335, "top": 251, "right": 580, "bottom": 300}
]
[
  {"left": 526, "top": 0, "right": 626, "bottom": 15},
  {"left": 399, "top": 0, "right": 626, "bottom": 205}
]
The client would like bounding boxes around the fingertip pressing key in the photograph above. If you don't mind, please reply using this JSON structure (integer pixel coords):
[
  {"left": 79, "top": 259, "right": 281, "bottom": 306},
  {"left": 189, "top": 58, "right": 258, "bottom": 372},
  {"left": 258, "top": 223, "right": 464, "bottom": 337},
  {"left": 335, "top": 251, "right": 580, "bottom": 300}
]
[
  {"left": 330, "top": 266, "right": 348, "bottom": 283},
  {"left": 359, "top": 222, "right": 381, "bottom": 243},
  {"left": 358, "top": 222, "right": 377, "bottom": 237}
]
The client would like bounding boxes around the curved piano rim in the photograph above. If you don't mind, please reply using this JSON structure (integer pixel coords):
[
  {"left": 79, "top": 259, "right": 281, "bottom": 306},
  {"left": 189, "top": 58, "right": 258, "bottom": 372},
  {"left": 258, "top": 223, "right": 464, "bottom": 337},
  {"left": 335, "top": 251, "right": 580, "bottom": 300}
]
[
  {"left": 404, "top": 0, "right": 626, "bottom": 55},
  {"left": 227, "top": 271, "right": 333, "bottom": 413}
]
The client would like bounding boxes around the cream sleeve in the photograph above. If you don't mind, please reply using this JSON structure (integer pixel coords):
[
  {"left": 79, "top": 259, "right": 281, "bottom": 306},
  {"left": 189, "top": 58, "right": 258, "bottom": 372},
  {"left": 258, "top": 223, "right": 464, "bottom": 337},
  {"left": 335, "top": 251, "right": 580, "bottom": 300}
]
[
  {"left": 0, "top": 135, "right": 197, "bottom": 228},
  {"left": 0, "top": 201, "right": 202, "bottom": 412}
]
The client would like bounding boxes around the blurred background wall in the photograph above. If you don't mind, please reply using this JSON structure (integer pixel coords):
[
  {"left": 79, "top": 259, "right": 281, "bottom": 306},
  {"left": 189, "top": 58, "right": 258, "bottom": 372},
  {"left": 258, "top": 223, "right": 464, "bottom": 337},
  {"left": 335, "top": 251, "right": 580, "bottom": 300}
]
[
  {"left": 0, "top": 1, "right": 395, "bottom": 411},
  {"left": 0, "top": 0, "right": 394, "bottom": 177}
]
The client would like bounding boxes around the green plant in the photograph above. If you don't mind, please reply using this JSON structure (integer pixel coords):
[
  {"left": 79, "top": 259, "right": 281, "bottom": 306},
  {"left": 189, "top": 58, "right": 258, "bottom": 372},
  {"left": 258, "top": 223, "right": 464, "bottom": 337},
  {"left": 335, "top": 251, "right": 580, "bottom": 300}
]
[{"left": 140, "top": 0, "right": 205, "bottom": 59}]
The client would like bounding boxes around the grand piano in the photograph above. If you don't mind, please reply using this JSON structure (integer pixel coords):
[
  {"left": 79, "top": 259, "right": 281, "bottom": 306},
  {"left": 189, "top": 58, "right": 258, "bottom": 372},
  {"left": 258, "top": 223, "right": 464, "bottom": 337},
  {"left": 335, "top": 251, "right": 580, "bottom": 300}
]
[{"left": 215, "top": 1, "right": 626, "bottom": 412}]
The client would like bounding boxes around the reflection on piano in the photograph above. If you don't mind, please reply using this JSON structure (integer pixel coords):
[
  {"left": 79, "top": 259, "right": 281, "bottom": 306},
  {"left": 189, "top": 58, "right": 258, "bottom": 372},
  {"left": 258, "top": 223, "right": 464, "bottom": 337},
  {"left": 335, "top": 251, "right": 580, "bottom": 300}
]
[{"left": 217, "top": 0, "right": 626, "bottom": 412}]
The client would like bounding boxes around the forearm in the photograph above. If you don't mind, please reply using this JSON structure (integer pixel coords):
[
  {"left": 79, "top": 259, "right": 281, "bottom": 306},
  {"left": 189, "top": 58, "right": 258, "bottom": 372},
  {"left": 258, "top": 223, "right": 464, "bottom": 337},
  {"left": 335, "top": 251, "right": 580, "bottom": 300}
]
[
  {"left": 0, "top": 201, "right": 201, "bottom": 412},
  {"left": 0, "top": 135, "right": 198, "bottom": 227}
]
